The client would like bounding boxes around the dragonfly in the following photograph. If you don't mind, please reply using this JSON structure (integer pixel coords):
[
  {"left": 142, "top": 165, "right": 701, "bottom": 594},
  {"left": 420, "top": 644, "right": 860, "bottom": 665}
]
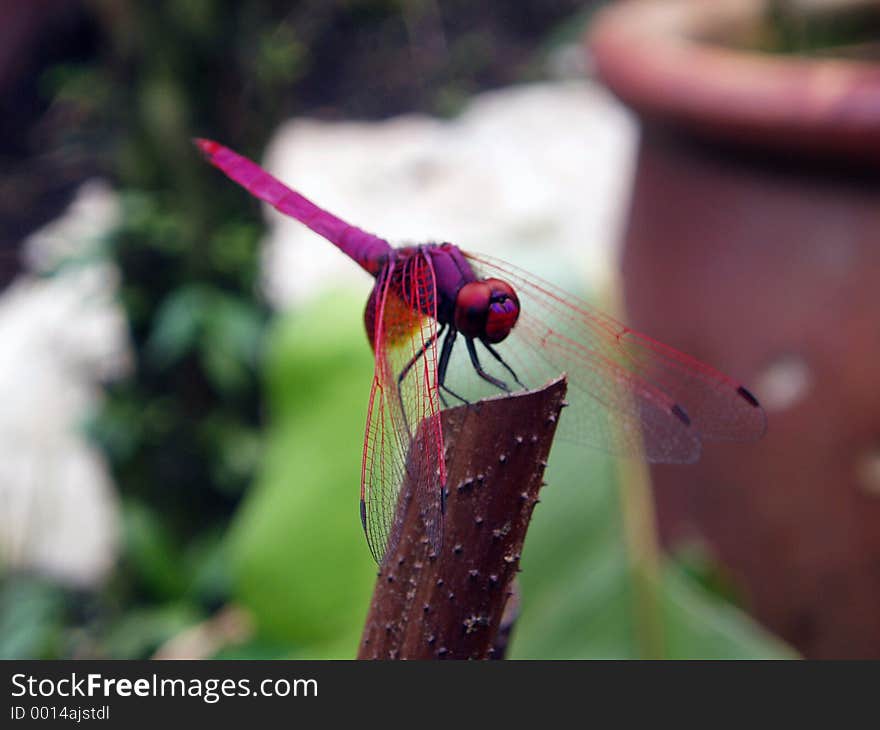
[{"left": 196, "top": 138, "right": 766, "bottom": 565}]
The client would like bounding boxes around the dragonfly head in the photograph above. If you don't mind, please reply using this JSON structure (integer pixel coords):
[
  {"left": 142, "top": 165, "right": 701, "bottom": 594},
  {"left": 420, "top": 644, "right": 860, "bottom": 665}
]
[{"left": 454, "top": 278, "right": 520, "bottom": 344}]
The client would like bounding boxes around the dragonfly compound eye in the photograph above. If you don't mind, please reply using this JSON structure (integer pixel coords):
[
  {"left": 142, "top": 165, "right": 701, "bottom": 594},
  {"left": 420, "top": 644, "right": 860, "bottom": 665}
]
[{"left": 454, "top": 278, "right": 520, "bottom": 343}]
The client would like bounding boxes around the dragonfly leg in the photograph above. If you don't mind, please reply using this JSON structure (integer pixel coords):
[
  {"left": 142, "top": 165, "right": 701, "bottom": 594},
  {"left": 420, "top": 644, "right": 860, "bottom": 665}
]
[
  {"left": 481, "top": 341, "right": 527, "bottom": 391},
  {"left": 393, "top": 325, "right": 444, "bottom": 441},
  {"left": 466, "top": 337, "right": 511, "bottom": 393},
  {"left": 397, "top": 325, "right": 442, "bottom": 388},
  {"left": 397, "top": 327, "right": 443, "bottom": 434},
  {"left": 438, "top": 328, "right": 470, "bottom": 406}
]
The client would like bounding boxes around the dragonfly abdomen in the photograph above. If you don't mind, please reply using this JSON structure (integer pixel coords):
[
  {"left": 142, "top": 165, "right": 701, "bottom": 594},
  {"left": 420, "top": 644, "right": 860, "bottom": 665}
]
[{"left": 195, "top": 137, "right": 391, "bottom": 276}]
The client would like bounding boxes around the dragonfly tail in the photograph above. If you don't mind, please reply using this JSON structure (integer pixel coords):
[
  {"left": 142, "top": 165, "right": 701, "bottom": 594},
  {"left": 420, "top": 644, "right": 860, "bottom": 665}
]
[{"left": 194, "top": 137, "right": 391, "bottom": 276}]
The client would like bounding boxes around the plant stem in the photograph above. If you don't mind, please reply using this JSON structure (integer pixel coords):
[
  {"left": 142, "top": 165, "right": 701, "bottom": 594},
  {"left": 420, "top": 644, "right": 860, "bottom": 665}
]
[{"left": 358, "top": 377, "right": 567, "bottom": 660}]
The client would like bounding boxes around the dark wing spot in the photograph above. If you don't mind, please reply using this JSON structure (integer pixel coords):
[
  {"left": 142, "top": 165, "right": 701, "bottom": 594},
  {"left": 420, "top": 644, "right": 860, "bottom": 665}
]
[
  {"left": 671, "top": 403, "right": 692, "bottom": 426},
  {"left": 737, "top": 385, "right": 761, "bottom": 408},
  {"left": 360, "top": 498, "right": 367, "bottom": 533}
]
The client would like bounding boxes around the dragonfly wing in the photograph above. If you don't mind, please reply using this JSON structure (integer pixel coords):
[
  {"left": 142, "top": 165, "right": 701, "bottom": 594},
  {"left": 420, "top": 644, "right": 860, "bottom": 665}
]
[
  {"left": 456, "top": 252, "right": 765, "bottom": 463},
  {"left": 361, "top": 251, "right": 445, "bottom": 564}
]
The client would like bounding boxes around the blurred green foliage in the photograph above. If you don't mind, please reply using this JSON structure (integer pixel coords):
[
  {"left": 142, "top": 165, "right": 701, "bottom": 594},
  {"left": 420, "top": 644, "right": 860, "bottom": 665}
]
[
  {"left": 228, "top": 293, "right": 376, "bottom": 658},
  {"left": 81, "top": 1, "right": 285, "bottom": 654},
  {"left": 2, "top": 0, "right": 312, "bottom": 658},
  {"left": 0, "top": 578, "right": 67, "bottom": 660}
]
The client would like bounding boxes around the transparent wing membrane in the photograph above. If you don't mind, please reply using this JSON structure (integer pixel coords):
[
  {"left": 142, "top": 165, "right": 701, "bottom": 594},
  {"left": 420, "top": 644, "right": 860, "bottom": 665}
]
[
  {"left": 361, "top": 251, "right": 445, "bottom": 563},
  {"left": 448, "top": 252, "right": 766, "bottom": 463}
]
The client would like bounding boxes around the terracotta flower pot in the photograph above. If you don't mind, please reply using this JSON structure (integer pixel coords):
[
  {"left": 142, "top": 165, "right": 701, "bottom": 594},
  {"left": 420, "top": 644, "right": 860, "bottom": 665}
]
[{"left": 590, "top": 0, "right": 880, "bottom": 658}]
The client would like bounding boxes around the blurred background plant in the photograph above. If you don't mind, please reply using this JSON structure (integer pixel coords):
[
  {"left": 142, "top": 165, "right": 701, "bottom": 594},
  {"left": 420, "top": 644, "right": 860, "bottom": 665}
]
[{"left": 0, "top": 0, "right": 800, "bottom": 659}]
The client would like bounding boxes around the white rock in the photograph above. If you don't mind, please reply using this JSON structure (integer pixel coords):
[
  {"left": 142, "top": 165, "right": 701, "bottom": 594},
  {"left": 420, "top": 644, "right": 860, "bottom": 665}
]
[{"left": 0, "top": 182, "right": 129, "bottom": 587}]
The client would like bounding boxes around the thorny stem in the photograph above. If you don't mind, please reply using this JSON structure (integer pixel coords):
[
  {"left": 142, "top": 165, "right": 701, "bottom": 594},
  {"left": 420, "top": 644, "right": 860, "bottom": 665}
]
[{"left": 358, "top": 377, "right": 567, "bottom": 660}]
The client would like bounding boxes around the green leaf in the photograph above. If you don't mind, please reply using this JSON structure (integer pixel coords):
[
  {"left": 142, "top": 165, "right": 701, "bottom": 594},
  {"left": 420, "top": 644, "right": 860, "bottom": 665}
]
[
  {"left": 200, "top": 293, "right": 265, "bottom": 393},
  {"left": 661, "top": 565, "right": 796, "bottom": 659},
  {"left": 122, "top": 500, "right": 188, "bottom": 600},
  {"left": 228, "top": 292, "right": 375, "bottom": 656},
  {"left": 146, "top": 285, "right": 208, "bottom": 367},
  {"left": 0, "top": 577, "right": 65, "bottom": 659},
  {"left": 509, "top": 441, "right": 794, "bottom": 659},
  {"left": 146, "top": 284, "right": 264, "bottom": 392}
]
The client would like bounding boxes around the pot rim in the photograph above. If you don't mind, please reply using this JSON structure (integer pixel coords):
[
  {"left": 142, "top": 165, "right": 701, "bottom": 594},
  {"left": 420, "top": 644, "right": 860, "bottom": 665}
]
[{"left": 588, "top": 0, "right": 880, "bottom": 160}]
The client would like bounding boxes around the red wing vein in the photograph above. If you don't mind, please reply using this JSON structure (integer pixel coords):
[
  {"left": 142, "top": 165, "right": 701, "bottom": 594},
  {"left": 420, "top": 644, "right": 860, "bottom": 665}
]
[{"left": 361, "top": 252, "right": 444, "bottom": 564}]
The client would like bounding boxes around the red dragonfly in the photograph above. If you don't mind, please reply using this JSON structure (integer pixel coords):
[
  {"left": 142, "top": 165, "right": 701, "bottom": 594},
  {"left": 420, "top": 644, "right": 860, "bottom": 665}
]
[{"left": 196, "top": 138, "right": 766, "bottom": 564}]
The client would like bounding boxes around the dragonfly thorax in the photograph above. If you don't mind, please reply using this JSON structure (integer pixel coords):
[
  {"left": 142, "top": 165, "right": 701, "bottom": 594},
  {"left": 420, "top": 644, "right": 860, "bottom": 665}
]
[{"left": 453, "top": 278, "right": 520, "bottom": 344}]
